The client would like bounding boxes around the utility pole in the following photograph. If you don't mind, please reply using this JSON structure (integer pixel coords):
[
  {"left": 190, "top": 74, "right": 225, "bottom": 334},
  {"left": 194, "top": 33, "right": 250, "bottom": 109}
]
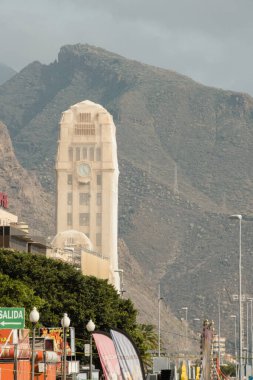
[
  {"left": 218, "top": 293, "right": 221, "bottom": 365},
  {"left": 229, "top": 214, "right": 243, "bottom": 380},
  {"left": 247, "top": 298, "right": 253, "bottom": 366},
  {"left": 247, "top": 302, "right": 249, "bottom": 364},
  {"left": 158, "top": 284, "right": 163, "bottom": 356},
  {"left": 181, "top": 307, "right": 188, "bottom": 352}
]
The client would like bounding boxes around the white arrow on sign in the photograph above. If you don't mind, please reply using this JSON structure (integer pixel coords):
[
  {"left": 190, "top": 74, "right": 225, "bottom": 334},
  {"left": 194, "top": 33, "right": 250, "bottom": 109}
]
[{"left": 0, "top": 321, "right": 22, "bottom": 326}]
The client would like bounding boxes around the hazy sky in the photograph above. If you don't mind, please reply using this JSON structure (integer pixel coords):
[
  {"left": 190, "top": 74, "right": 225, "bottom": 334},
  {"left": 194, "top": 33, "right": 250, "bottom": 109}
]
[{"left": 1, "top": 0, "right": 253, "bottom": 96}]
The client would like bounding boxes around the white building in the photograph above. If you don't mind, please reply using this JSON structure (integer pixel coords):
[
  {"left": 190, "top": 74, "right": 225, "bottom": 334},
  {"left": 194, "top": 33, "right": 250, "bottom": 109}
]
[
  {"left": 0, "top": 192, "right": 17, "bottom": 226},
  {"left": 0, "top": 191, "right": 50, "bottom": 254},
  {"left": 54, "top": 100, "right": 119, "bottom": 290}
]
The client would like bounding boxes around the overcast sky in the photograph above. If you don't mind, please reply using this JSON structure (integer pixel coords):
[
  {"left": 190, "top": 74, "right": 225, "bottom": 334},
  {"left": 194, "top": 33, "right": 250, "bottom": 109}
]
[{"left": 1, "top": 0, "right": 253, "bottom": 96}]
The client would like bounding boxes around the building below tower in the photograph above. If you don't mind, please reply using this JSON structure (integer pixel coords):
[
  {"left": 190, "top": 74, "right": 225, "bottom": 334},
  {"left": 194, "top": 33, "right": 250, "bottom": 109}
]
[{"left": 0, "top": 191, "right": 50, "bottom": 254}]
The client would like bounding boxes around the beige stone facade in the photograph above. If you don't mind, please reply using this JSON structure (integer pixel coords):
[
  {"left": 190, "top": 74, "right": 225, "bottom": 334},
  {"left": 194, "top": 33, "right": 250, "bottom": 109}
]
[
  {"left": 0, "top": 207, "right": 18, "bottom": 226},
  {"left": 55, "top": 100, "right": 119, "bottom": 289}
]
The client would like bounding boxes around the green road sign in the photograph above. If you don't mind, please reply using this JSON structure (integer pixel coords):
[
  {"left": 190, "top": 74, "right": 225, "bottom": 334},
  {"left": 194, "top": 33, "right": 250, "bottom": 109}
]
[{"left": 0, "top": 308, "right": 25, "bottom": 329}]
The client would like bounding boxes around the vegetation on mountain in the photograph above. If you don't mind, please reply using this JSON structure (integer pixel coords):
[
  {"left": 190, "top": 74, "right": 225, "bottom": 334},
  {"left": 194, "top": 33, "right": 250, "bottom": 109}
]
[{"left": 0, "top": 249, "right": 157, "bottom": 363}]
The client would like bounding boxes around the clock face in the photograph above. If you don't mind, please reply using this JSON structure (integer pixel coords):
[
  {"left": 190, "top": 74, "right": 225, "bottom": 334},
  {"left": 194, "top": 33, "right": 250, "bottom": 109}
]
[{"left": 77, "top": 163, "right": 91, "bottom": 177}]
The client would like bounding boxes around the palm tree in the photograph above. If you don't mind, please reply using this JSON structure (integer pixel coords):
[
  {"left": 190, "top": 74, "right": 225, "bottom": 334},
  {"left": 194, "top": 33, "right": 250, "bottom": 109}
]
[{"left": 131, "top": 323, "right": 158, "bottom": 371}]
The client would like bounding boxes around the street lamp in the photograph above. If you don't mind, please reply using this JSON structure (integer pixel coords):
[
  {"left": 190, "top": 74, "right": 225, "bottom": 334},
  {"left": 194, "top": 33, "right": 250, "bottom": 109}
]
[
  {"left": 29, "top": 307, "right": 40, "bottom": 380},
  {"left": 181, "top": 307, "right": 188, "bottom": 351},
  {"left": 61, "top": 313, "right": 70, "bottom": 380},
  {"left": 246, "top": 301, "right": 250, "bottom": 364},
  {"left": 218, "top": 292, "right": 221, "bottom": 365},
  {"left": 114, "top": 269, "right": 125, "bottom": 297},
  {"left": 229, "top": 214, "right": 243, "bottom": 380},
  {"left": 86, "top": 319, "right": 95, "bottom": 380},
  {"left": 230, "top": 315, "right": 237, "bottom": 360},
  {"left": 247, "top": 298, "right": 253, "bottom": 366},
  {"left": 158, "top": 284, "right": 163, "bottom": 357}
]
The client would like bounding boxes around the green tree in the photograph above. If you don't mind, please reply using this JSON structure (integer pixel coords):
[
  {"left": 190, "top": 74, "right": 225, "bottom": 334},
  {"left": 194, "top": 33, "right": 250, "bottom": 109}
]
[
  {"left": 0, "top": 273, "right": 45, "bottom": 316},
  {"left": 220, "top": 363, "right": 236, "bottom": 377},
  {"left": 0, "top": 249, "right": 151, "bottom": 362},
  {"left": 0, "top": 249, "right": 132, "bottom": 328}
]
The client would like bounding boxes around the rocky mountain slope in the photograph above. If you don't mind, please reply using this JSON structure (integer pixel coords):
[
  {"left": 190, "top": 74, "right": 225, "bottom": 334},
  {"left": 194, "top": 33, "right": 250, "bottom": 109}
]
[
  {"left": 0, "top": 121, "right": 54, "bottom": 235},
  {"left": 1, "top": 44, "right": 253, "bottom": 350}
]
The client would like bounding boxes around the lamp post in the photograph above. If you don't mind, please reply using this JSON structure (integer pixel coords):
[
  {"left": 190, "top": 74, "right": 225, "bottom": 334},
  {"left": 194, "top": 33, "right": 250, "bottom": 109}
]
[
  {"left": 230, "top": 315, "right": 237, "bottom": 360},
  {"left": 86, "top": 319, "right": 95, "bottom": 380},
  {"left": 247, "top": 298, "right": 253, "bottom": 366},
  {"left": 114, "top": 269, "right": 125, "bottom": 297},
  {"left": 29, "top": 307, "right": 40, "bottom": 380},
  {"left": 158, "top": 284, "right": 163, "bottom": 357},
  {"left": 182, "top": 307, "right": 188, "bottom": 351},
  {"left": 229, "top": 214, "right": 243, "bottom": 380},
  {"left": 246, "top": 301, "right": 250, "bottom": 364},
  {"left": 218, "top": 292, "right": 221, "bottom": 365},
  {"left": 61, "top": 313, "right": 70, "bottom": 380}
]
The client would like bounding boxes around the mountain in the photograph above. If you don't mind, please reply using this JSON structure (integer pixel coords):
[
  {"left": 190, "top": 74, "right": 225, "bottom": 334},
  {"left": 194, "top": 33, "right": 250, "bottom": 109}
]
[
  {"left": 0, "top": 121, "right": 54, "bottom": 235},
  {"left": 0, "top": 63, "right": 16, "bottom": 85},
  {"left": 1, "top": 44, "right": 253, "bottom": 350}
]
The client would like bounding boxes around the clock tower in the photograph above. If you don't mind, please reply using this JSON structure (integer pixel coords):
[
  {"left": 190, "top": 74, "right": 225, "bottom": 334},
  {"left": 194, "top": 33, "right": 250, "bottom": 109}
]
[{"left": 55, "top": 100, "right": 119, "bottom": 289}]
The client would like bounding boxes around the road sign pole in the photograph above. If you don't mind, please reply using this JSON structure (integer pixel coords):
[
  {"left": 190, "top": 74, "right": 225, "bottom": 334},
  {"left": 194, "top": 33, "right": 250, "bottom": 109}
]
[{"left": 14, "top": 343, "right": 18, "bottom": 380}]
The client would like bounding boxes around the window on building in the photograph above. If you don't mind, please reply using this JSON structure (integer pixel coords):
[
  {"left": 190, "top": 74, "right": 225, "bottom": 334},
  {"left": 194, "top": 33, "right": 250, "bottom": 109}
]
[
  {"left": 96, "top": 148, "right": 101, "bottom": 161},
  {"left": 74, "top": 124, "right": 95, "bottom": 136},
  {"left": 89, "top": 147, "right": 94, "bottom": 161},
  {"left": 79, "top": 184, "right": 90, "bottom": 193},
  {"left": 97, "top": 174, "right": 102, "bottom": 186},
  {"left": 67, "top": 193, "right": 72, "bottom": 205},
  {"left": 79, "top": 213, "right": 89, "bottom": 226},
  {"left": 79, "top": 193, "right": 89, "bottom": 206},
  {"left": 67, "top": 175, "right": 72, "bottom": 185},
  {"left": 96, "top": 193, "right": 102, "bottom": 206},
  {"left": 76, "top": 147, "right": 80, "bottom": 161},
  {"left": 96, "top": 213, "right": 102, "bottom": 226},
  {"left": 79, "top": 113, "right": 91, "bottom": 123},
  {"left": 68, "top": 147, "right": 73, "bottom": 161},
  {"left": 82, "top": 147, "right": 87, "bottom": 160},
  {"left": 96, "top": 233, "right": 101, "bottom": 246},
  {"left": 67, "top": 213, "right": 72, "bottom": 226}
]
